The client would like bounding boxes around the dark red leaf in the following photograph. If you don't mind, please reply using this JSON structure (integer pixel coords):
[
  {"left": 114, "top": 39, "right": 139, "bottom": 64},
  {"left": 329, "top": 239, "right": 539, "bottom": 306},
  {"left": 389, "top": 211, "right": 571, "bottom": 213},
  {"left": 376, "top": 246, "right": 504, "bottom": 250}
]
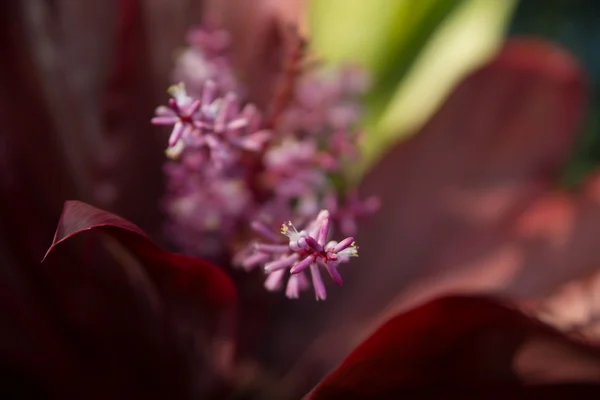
[
  {"left": 27, "top": 200, "right": 237, "bottom": 398},
  {"left": 98, "top": 0, "right": 168, "bottom": 236},
  {"left": 0, "top": 2, "right": 234, "bottom": 395},
  {"left": 44, "top": 200, "right": 235, "bottom": 308},
  {"left": 306, "top": 296, "right": 600, "bottom": 399}
]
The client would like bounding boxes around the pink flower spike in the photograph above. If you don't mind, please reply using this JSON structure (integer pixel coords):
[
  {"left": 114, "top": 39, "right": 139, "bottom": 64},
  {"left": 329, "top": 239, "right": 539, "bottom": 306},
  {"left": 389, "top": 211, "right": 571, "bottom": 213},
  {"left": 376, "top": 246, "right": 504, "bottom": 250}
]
[
  {"left": 157, "top": 26, "right": 376, "bottom": 300},
  {"left": 231, "top": 210, "right": 359, "bottom": 299},
  {"left": 310, "top": 264, "right": 327, "bottom": 301}
]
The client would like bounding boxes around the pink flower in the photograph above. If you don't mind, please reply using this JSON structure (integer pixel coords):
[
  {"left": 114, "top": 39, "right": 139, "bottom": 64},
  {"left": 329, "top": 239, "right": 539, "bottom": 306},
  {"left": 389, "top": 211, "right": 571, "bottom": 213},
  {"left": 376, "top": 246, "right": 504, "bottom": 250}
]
[
  {"left": 155, "top": 22, "right": 377, "bottom": 275},
  {"left": 236, "top": 210, "right": 357, "bottom": 300}
]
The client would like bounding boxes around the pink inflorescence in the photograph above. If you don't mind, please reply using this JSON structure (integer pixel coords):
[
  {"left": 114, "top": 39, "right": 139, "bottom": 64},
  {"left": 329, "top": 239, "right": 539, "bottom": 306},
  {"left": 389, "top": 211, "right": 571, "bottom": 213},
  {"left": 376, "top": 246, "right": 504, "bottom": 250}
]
[
  {"left": 152, "top": 81, "right": 270, "bottom": 168},
  {"left": 235, "top": 210, "right": 357, "bottom": 300},
  {"left": 153, "top": 25, "right": 378, "bottom": 299}
]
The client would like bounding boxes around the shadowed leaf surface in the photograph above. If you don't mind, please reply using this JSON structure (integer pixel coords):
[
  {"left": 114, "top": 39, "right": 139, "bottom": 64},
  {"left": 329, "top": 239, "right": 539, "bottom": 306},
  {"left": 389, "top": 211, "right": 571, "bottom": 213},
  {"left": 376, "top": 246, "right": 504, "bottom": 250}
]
[
  {"left": 1, "top": 201, "right": 236, "bottom": 398},
  {"left": 306, "top": 296, "right": 600, "bottom": 399}
]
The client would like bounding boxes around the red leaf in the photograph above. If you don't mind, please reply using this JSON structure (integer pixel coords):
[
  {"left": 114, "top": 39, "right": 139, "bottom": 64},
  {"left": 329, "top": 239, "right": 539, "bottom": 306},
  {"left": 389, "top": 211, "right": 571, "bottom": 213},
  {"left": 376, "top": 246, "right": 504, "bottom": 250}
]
[
  {"left": 98, "top": 0, "right": 168, "bottom": 235},
  {"left": 31, "top": 200, "right": 237, "bottom": 397},
  {"left": 306, "top": 296, "right": 600, "bottom": 399},
  {"left": 44, "top": 200, "right": 235, "bottom": 308}
]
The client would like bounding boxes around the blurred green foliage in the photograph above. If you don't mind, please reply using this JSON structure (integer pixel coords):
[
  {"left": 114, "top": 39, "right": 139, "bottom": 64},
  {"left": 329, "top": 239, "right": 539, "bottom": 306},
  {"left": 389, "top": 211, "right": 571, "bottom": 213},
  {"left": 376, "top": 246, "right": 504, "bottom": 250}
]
[
  {"left": 509, "top": 0, "right": 600, "bottom": 186},
  {"left": 309, "top": 0, "right": 516, "bottom": 177},
  {"left": 309, "top": 0, "right": 600, "bottom": 183}
]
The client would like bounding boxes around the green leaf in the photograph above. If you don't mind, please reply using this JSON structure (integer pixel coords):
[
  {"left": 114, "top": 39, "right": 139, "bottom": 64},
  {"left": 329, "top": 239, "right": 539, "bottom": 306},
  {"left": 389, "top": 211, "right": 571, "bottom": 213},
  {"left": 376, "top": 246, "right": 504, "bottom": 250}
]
[{"left": 308, "top": 0, "right": 517, "bottom": 178}]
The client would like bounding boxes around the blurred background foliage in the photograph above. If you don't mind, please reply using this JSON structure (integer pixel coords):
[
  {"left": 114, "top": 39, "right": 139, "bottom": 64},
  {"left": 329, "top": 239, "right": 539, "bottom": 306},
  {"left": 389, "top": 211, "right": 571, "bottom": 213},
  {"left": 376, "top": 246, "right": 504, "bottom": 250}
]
[
  {"left": 308, "top": 0, "right": 600, "bottom": 185},
  {"left": 509, "top": 0, "right": 600, "bottom": 186}
]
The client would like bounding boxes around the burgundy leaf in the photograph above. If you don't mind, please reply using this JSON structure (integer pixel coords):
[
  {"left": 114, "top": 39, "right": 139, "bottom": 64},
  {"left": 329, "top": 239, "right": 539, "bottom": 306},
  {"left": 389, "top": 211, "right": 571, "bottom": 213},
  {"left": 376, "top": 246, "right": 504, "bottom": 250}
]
[
  {"left": 13, "top": 200, "right": 238, "bottom": 398},
  {"left": 0, "top": 1, "right": 235, "bottom": 396},
  {"left": 0, "top": 5, "right": 86, "bottom": 394},
  {"left": 306, "top": 296, "right": 600, "bottom": 399},
  {"left": 44, "top": 200, "right": 235, "bottom": 307},
  {"left": 98, "top": 0, "right": 168, "bottom": 236}
]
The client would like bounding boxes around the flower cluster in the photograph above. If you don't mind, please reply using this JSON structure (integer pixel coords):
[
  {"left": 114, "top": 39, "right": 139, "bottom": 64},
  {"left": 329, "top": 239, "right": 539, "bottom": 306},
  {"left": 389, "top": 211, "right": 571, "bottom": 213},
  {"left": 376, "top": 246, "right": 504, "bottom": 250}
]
[
  {"left": 153, "top": 25, "right": 378, "bottom": 299},
  {"left": 235, "top": 210, "right": 358, "bottom": 300},
  {"left": 152, "top": 81, "right": 270, "bottom": 168}
]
